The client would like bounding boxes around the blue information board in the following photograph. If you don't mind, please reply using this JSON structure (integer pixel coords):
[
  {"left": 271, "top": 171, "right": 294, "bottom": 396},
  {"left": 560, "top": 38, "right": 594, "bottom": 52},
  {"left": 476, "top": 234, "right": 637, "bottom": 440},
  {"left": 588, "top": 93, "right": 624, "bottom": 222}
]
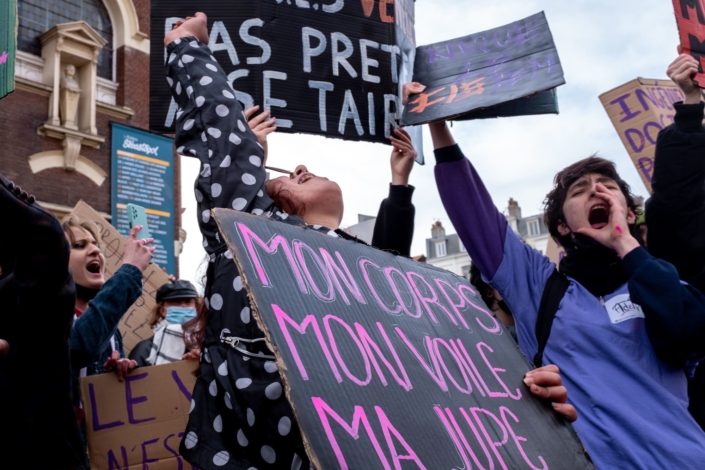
[{"left": 111, "top": 123, "right": 176, "bottom": 275}]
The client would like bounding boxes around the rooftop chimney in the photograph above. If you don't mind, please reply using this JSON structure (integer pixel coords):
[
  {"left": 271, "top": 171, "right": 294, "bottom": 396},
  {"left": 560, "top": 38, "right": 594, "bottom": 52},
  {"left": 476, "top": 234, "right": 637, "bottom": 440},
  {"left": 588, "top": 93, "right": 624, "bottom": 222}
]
[
  {"left": 431, "top": 221, "right": 446, "bottom": 238},
  {"left": 507, "top": 198, "right": 522, "bottom": 219}
]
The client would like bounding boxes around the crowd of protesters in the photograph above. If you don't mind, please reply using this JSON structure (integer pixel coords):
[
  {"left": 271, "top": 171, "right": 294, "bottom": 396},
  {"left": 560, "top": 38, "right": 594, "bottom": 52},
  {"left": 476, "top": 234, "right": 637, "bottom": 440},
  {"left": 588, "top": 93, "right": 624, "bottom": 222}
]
[{"left": 1, "top": 11, "right": 705, "bottom": 470}]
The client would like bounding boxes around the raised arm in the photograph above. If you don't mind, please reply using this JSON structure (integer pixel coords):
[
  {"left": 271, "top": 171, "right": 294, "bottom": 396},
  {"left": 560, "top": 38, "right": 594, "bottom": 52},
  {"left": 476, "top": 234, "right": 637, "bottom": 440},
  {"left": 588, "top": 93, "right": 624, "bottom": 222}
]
[
  {"left": 430, "top": 121, "right": 509, "bottom": 278},
  {"left": 646, "top": 53, "right": 705, "bottom": 287},
  {"left": 372, "top": 128, "right": 417, "bottom": 256},
  {"left": 165, "top": 14, "right": 271, "bottom": 253},
  {"left": 69, "top": 225, "right": 152, "bottom": 369}
]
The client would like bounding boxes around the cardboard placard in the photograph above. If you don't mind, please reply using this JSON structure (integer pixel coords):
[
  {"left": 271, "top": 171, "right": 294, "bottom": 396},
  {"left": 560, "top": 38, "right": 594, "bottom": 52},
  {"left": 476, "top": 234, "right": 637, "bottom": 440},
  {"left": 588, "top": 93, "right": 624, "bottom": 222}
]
[
  {"left": 79, "top": 360, "right": 198, "bottom": 469},
  {"left": 70, "top": 200, "right": 170, "bottom": 354},
  {"left": 150, "top": 0, "right": 413, "bottom": 144},
  {"left": 0, "top": 0, "right": 16, "bottom": 99},
  {"left": 672, "top": 0, "right": 705, "bottom": 86},
  {"left": 599, "top": 78, "right": 685, "bottom": 193},
  {"left": 401, "top": 12, "right": 565, "bottom": 126},
  {"left": 214, "top": 209, "right": 594, "bottom": 470}
]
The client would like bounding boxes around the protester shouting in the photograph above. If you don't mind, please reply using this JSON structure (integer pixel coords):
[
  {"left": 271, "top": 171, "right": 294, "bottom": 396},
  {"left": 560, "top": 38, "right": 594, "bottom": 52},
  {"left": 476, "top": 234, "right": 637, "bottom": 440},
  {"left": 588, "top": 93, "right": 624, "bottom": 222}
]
[
  {"left": 165, "top": 14, "right": 580, "bottom": 469},
  {"left": 129, "top": 279, "right": 202, "bottom": 366},
  {"left": 420, "top": 111, "right": 705, "bottom": 468},
  {"left": 0, "top": 175, "right": 85, "bottom": 469},
  {"left": 64, "top": 216, "right": 154, "bottom": 449},
  {"left": 644, "top": 50, "right": 705, "bottom": 429}
]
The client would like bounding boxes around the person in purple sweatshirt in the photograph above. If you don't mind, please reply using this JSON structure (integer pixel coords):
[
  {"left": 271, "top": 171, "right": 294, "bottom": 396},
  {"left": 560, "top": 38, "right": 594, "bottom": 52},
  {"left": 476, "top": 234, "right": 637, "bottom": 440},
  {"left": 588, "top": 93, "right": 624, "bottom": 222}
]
[{"left": 417, "top": 84, "right": 705, "bottom": 468}]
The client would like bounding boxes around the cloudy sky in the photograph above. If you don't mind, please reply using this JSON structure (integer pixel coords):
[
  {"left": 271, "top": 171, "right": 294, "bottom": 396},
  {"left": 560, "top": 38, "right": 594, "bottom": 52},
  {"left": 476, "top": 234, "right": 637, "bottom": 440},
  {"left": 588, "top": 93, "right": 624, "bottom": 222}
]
[{"left": 178, "top": 0, "right": 680, "bottom": 287}]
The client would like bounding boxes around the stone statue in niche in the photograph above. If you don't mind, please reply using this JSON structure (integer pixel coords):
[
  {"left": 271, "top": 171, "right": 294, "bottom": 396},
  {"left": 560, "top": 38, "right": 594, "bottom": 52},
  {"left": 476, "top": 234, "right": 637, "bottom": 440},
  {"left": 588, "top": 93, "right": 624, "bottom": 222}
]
[{"left": 59, "top": 64, "right": 81, "bottom": 130}]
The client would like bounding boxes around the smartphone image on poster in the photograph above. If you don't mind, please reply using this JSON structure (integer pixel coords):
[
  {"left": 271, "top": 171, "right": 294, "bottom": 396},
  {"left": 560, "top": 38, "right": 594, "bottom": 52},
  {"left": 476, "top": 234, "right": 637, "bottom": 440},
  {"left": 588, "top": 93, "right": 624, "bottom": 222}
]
[{"left": 127, "top": 203, "right": 151, "bottom": 242}]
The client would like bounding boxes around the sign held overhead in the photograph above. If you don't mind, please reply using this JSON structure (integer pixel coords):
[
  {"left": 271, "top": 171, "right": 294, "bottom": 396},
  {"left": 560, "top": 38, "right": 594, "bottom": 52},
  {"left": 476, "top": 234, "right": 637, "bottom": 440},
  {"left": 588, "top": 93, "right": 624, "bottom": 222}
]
[
  {"left": 599, "top": 78, "right": 685, "bottom": 193},
  {"left": 150, "top": 0, "right": 415, "bottom": 144},
  {"left": 672, "top": 0, "right": 705, "bottom": 86},
  {"left": 401, "top": 12, "right": 565, "bottom": 126}
]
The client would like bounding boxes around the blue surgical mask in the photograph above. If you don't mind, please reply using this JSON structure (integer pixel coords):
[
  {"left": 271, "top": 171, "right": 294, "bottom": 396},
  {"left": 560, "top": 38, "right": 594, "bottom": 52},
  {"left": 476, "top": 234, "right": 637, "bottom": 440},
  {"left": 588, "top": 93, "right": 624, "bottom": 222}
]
[{"left": 165, "top": 306, "right": 197, "bottom": 325}]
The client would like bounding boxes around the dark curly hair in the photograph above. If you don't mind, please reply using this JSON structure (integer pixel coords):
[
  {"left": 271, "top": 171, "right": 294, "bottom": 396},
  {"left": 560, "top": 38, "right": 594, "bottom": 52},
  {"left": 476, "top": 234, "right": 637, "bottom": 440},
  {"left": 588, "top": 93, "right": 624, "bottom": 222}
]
[{"left": 543, "top": 156, "right": 640, "bottom": 248}]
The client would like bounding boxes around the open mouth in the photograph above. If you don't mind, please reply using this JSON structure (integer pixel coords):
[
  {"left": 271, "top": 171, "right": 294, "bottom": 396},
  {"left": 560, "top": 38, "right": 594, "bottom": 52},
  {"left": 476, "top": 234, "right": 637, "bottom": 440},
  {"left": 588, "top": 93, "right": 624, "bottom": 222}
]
[
  {"left": 588, "top": 205, "right": 609, "bottom": 229},
  {"left": 298, "top": 173, "right": 314, "bottom": 185},
  {"left": 86, "top": 260, "right": 102, "bottom": 275}
]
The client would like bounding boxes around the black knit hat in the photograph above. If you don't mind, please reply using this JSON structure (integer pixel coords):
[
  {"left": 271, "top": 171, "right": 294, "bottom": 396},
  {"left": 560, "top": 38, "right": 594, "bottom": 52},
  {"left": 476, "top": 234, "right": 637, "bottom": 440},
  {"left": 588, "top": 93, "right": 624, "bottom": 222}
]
[{"left": 156, "top": 279, "right": 198, "bottom": 303}]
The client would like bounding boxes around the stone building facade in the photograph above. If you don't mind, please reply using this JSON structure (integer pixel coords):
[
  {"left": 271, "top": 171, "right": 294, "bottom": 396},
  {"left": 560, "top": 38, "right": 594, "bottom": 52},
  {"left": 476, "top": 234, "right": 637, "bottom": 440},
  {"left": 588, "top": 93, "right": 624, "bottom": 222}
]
[{"left": 1, "top": 0, "right": 186, "bottom": 274}]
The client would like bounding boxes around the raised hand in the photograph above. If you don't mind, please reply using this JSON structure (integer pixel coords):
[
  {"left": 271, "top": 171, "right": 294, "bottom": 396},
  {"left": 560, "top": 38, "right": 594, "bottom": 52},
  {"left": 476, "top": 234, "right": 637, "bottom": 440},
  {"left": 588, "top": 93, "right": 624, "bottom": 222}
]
[
  {"left": 667, "top": 47, "right": 703, "bottom": 105},
  {"left": 164, "top": 12, "right": 209, "bottom": 47},
  {"left": 389, "top": 128, "right": 417, "bottom": 186},
  {"left": 402, "top": 82, "right": 426, "bottom": 106},
  {"left": 103, "top": 350, "right": 138, "bottom": 382},
  {"left": 122, "top": 225, "right": 155, "bottom": 272},
  {"left": 575, "top": 183, "right": 640, "bottom": 258},
  {"left": 245, "top": 105, "right": 277, "bottom": 165},
  {"left": 524, "top": 364, "right": 578, "bottom": 422}
]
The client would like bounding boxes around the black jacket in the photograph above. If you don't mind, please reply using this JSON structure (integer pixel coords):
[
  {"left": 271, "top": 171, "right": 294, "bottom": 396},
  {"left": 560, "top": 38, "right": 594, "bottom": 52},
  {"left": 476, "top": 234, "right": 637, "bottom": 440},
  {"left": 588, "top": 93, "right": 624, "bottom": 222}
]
[
  {"left": 371, "top": 184, "right": 415, "bottom": 257},
  {"left": 646, "top": 101, "right": 705, "bottom": 430},
  {"left": 0, "top": 174, "right": 86, "bottom": 469},
  {"left": 647, "top": 102, "right": 705, "bottom": 292}
]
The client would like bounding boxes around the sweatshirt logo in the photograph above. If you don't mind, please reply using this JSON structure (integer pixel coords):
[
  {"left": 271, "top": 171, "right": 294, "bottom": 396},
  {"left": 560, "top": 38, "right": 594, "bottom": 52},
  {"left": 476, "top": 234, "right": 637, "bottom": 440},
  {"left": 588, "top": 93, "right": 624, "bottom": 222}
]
[{"left": 604, "top": 294, "right": 645, "bottom": 324}]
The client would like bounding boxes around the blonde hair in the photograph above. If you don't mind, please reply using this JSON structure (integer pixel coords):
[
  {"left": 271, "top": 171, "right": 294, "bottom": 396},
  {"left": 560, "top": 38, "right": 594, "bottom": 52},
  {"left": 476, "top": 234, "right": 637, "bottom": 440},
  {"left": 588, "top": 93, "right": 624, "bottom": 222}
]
[{"left": 61, "top": 215, "right": 103, "bottom": 250}]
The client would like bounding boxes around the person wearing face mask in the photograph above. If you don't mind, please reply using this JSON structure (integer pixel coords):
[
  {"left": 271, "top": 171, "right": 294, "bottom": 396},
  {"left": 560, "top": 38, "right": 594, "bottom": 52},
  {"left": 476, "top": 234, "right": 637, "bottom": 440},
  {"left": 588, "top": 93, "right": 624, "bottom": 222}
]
[{"left": 129, "top": 280, "right": 201, "bottom": 367}]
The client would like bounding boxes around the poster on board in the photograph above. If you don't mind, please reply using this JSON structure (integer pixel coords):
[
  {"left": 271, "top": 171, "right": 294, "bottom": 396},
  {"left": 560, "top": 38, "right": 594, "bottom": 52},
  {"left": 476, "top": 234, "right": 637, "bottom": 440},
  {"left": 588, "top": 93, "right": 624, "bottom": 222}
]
[
  {"left": 150, "top": 0, "right": 412, "bottom": 145},
  {"left": 672, "top": 0, "right": 705, "bottom": 86},
  {"left": 599, "top": 78, "right": 685, "bottom": 193},
  {"left": 80, "top": 361, "right": 198, "bottom": 469},
  {"left": 111, "top": 123, "right": 176, "bottom": 275},
  {"left": 70, "top": 200, "right": 170, "bottom": 354},
  {"left": 401, "top": 12, "right": 565, "bottom": 126},
  {"left": 213, "top": 209, "right": 594, "bottom": 470}
]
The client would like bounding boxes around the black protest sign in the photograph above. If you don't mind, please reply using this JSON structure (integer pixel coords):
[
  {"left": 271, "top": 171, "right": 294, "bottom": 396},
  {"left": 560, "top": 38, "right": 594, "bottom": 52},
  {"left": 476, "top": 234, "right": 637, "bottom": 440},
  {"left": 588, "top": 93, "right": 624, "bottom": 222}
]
[
  {"left": 214, "top": 209, "right": 594, "bottom": 470},
  {"left": 150, "top": 0, "right": 410, "bottom": 144},
  {"left": 456, "top": 88, "right": 558, "bottom": 121},
  {"left": 401, "top": 12, "right": 565, "bottom": 126}
]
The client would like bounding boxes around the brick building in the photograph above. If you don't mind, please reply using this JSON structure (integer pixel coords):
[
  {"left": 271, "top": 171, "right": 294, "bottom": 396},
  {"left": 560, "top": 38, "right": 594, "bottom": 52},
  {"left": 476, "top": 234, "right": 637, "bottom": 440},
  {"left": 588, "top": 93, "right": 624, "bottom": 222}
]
[{"left": 0, "top": 0, "right": 185, "bottom": 273}]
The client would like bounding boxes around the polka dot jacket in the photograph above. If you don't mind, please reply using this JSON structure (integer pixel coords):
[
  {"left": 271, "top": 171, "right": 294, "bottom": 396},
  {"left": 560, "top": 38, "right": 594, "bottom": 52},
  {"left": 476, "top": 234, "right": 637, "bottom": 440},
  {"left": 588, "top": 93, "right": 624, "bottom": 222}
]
[{"left": 165, "top": 37, "right": 339, "bottom": 470}]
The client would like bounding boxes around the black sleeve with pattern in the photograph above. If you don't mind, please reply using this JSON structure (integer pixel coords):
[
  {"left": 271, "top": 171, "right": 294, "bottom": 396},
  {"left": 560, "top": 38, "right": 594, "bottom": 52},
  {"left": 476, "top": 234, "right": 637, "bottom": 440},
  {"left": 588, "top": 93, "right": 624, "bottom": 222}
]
[{"left": 165, "top": 37, "right": 276, "bottom": 253}]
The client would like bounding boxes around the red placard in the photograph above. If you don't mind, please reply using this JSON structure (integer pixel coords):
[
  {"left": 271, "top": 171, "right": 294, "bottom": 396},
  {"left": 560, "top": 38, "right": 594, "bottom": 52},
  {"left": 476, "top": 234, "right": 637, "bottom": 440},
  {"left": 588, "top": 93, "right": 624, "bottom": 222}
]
[{"left": 673, "top": 0, "right": 705, "bottom": 86}]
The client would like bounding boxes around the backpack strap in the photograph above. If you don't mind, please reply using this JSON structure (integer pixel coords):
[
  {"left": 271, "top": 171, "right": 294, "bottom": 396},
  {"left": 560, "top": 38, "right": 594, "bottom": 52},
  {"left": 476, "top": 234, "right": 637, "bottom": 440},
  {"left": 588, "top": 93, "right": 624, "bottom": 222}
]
[{"left": 533, "top": 269, "right": 570, "bottom": 368}]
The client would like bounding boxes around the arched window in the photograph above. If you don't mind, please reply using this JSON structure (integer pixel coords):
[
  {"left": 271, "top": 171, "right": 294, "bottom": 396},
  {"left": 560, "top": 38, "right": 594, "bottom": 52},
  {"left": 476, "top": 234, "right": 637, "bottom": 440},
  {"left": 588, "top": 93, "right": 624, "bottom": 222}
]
[{"left": 18, "top": 0, "right": 114, "bottom": 79}]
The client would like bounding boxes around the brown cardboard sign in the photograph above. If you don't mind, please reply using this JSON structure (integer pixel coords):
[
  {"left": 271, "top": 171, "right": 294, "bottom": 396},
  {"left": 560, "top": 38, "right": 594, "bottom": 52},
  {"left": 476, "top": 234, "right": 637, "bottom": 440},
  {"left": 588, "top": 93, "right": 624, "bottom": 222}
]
[
  {"left": 79, "top": 360, "right": 198, "bottom": 469},
  {"left": 214, "top": 209, "right": 594, "bottom": 470},
  {"left": 70, "top": 200, "right": 170, "bottom": 354},
  {"left": 599, "top": 78, "right": 685, "bottom": 193}
]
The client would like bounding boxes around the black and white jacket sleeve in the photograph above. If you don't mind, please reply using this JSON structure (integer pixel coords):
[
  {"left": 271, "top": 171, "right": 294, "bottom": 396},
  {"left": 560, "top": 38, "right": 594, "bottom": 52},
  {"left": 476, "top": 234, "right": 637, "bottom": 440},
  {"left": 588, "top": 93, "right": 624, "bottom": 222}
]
[{"left": 165, "top": 37, "right": 277, "bottom": 254}]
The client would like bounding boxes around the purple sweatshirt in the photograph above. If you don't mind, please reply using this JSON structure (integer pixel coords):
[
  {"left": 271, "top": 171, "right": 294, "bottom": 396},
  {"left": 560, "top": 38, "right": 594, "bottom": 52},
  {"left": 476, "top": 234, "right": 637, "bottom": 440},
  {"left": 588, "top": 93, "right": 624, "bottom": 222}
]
[{"left": 434, "top": 144, "right": 705, "bottom": 469}]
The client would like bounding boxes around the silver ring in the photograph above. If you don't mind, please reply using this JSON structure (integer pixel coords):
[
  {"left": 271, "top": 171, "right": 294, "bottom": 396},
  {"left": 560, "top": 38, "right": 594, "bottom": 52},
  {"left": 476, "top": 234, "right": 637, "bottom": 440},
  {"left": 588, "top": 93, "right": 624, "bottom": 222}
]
[{"left": 141, "top": 238, "right": 147, "bottom": 245}]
